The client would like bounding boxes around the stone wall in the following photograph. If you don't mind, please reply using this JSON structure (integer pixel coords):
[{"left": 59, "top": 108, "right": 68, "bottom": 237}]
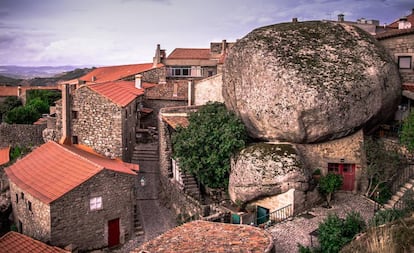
[
  {"left": 122, "top": 67, "right": 166, "bottom": 84},
  {"left": 9, "top": 181, "right": 51, "bottom": 243},
  {"left": 50, "top": 170, "right": 136, "bottom": 251},
  {"left": 379, "top": 33, "right": 414, "bottom": 83},
  {"left": 142, "top": 99, "right": 187, "bottom": 128},
  {"left": 0, "top": 123, "right": 46, "bottom": 147},
  {"left": 122, "top": 98, "right": 141, "bottom": 162},
  {"left": 72, "top": 86, "right": 124, "bottom": 159},
  {"left": 194, "top": 74, "right": 224, "bottom": 105},
  {"left": 297, "top": 130, "right": 365, "bottom": 192}
]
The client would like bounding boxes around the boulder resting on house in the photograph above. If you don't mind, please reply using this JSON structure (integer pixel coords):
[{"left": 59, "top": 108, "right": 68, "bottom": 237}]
[
  {"left": 223, "top": 21, "right": 401, "bottom": 143},
  {"left": 228, "top": 143, "right": 309, "bottom": 203}
]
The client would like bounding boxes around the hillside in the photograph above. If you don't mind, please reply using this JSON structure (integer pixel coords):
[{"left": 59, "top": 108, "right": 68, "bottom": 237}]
[{"left": 0, "top": 75, "right": 22, "bottom": 86}]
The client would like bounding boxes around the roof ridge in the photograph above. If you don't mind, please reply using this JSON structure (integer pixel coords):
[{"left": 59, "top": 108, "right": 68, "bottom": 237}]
[{"left": 55, "top": 142, "right": 104, "bottom": 171}]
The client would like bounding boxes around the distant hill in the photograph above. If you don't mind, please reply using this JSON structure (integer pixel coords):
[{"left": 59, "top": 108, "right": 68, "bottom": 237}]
[
  {"left": 0, "top": 65, "right": 94, "bottom": 79},
  {"left": 0, "top": 67, "right": 94, "bottom": 87},
  {"left": 0, "top": 75, "right": 22, "bottom": 86}
]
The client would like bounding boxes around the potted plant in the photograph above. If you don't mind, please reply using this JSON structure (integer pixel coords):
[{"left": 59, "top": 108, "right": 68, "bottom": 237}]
[{"left": 312, "top": 168, "right": 322, "bottom": 181}]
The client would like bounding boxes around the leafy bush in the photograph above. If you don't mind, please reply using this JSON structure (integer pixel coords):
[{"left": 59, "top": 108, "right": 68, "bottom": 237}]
[
  {"left": 318, "top": 173, "right": 343, "bottom": 207},
  {"left": 172, "top": 102, "right": 247, "bottom": 188},
  {"left": 318, "top": 212, "right": 366, "bottom": 253},
  {"left": 400, "top": 110, "right": 414, "bottom": 151},
  {"left": 369, "top": 209, "right": 405, "bottom": 227}
]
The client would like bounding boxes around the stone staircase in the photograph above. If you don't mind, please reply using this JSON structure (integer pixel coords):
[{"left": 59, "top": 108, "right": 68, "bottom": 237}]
[
  {"left": 383, "top": 178, "right": 414, "bottom": 209},
  {"left": 133, "top": 205, "right": 144, "bottom": 237},
  {"left": 182, "top": 172, "right": 201, "bottom": 201},
  {"left": 132, "top": 143, "right": 159, "bottom": 163}
]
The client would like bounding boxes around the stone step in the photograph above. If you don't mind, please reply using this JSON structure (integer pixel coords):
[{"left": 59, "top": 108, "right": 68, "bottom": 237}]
[
  {"left": 386, "top": 199, "right": 397, "bottom": 206},
  {"left": 404, "top": 182, "right": 413, "bottom": 189},
  {"left": 383, "top": 203, "right": 393, "bottom": 209},
  {"left": 391, "top": 195, "right": 400, "bottom": 202}
]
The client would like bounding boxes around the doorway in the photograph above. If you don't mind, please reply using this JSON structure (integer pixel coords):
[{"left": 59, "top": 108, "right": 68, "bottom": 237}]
[
  {"left": 108, "top": 218, "right": 120, "bottom": 247},
  {"left": 328, "top": 163, "right": 355, "bottom": 191}
]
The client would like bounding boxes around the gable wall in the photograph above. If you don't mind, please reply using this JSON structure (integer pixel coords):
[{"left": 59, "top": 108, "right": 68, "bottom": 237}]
[
  {"left": 379, "top": 33, "right": 414, "bottom": 83},
  {"left": 72, "top": 87, "right": 124, "bottom": 159},
  {"left": 9, "top": 181, "right": 51, "bottom": 243},
  {"left": 50, "top": 170, "right": 136, "bottom": 251}
]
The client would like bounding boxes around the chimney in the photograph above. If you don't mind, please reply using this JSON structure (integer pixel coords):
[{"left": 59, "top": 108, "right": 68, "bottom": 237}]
[
  {"left": 188, "top": 80, "right": 193, "bottom": 106},
  {"left": 338, "top": 14, "right": 344, "bottom": 22},
  {"left": 135, "top": 74, "right": 142, "bottom": 89},
  {"left": 398, "top": 16, "right": 412, "bottom": 29},
  {"left": 59, "top": 84, "right": 72, "bottom": 145},
  {"left": 91, "top": 76, "right": 96, "bottom": 82},
  {"left": 292, "top": 17, "right": 298, "bottom": 23},
  {"left": 153, "top": 44, "right": 162, "bottom": 67},
  {"left": 221, "top": 40, "right": 227, "bottom": 54},
  {"left": 17, "top": 86, "right": 22, "bottom": 97}
]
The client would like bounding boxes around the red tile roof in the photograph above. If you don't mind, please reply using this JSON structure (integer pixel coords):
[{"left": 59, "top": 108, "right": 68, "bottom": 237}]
[
  {"left": 5, "top": 141, "right": 137, "bottom": 204},
  {"left": 0, "top": 146, "right": 10, "bottom": 166},
  {"left": 403, "top": 83, "right": 414, "bottom": 92},
  {"left": 79, "top": 63, "right": 163, "bottom": 83},
  {"left": 375, "top": 27, "right": 414, "bottom": 40},
  {"left": 132, "top": 220, "right": 274, "bottom": 253},
  {"left": 88, "top": 80, "right": 145, "bottom": 107},
  {"left": 0, "top": 86, "right": 17, "bottom": 97},
  {"left": 161, "top": 115, "right": 189, "bottom": 129},
  {"left": 0, "top": 231, "right": 69, "bottom": 253},
  {"left": 387, "top": 11, "right": 414, "bottom": 29},
  {"left": 167, "top": 48, "right": 212, "bottom": 60}
]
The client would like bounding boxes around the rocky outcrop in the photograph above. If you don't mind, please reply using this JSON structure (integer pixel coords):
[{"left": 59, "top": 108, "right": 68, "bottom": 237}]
[
  {"left": 229, "top": 143, "right": 309, "bottom": 203},
  {"left": 223, "top": 21, "right": 401, "bottom": 143}
]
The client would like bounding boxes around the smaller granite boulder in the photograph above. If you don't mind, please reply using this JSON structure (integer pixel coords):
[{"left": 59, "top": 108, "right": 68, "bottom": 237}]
[{"left": 229, "top": 143, "right": 309, "bottom": 203}]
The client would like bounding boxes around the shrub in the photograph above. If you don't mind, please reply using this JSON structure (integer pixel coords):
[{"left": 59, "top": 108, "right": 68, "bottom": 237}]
[
  {"left": 369, "top": 209, "right": 405, "bottom": 227},
  {"left": 318, "top": 173, "right": 343, "bottom": 208},
  {"left": 342, "top": 211, "right": 366, "bottom": 240},
  {"left": 318, "top": 213, "right": 346, "bottom": 253}
]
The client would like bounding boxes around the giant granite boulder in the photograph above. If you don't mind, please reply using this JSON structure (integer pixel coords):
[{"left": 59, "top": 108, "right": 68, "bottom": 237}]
[
  {"left": 229, "top": 143, "right": 309, "bottom": 203},
  {"left": 223, "top": 21, "right": 401, "bottom": 143}
]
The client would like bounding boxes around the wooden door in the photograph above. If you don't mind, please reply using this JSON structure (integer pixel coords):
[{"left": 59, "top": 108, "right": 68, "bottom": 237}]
[
  {"left": 256, "top": 206, "right": 269, "bottom": 225},
  {"left": 341, "top": 164, "right": 355, "bottom": 191},
  {"left": 108, "top": 218, "right": 120, "bottom": 247}
]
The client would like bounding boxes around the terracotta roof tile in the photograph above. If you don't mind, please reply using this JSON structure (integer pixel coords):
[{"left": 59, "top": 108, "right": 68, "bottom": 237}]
[
  {"left": 0, "top": 231, "right": 69, "bottom": 253},
  {"left": 403, "top": 83, "right": 414, "bottom": 92},
  {"left": 387, "top": 12, "right": 414, "bottom": 29},
  {"left": 375, "top": 27, "right": 414, "bottom": 40},
  {"left": 5, "top": 141, "right": 137, "bottom": 204},
  {"left": 167, "top": 48, "right": 212, "bottom": 60},
  {"left": 161, "top": 115, "right": 189, "bottom": 129},
  {"left": 80, "top": 63, "right": 163, "bottom": 83},
  {"left": 0, "top": 86, "right": 18, "bottom": 97},
  {"left": 132, "top": 220, "right": 274, "bottom": 253},
  {"left": 88, "top": 80, "right": 145, "bottom": 107},
  {"left": 0, "top": 146, "right": 10, "bottom": 166}
]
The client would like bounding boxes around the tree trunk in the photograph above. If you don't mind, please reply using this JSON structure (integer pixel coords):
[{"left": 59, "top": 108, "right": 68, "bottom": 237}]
[{"left": 326, "top": 192, "right": 332, "bottom": 208}]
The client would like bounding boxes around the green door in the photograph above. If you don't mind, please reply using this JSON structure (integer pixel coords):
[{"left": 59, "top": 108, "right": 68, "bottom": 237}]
[
  {"left": 256, "top": 206, "right": 269, "bottom": 225},
  {"left": 231, "top": 213, "right": 241, "bottom": 224}
]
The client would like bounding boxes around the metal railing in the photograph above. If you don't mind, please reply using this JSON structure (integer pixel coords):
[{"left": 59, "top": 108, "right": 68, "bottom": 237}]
[
  {"left": 256, "top": 204, "right": 293, "bottom": 227},
  {"left": 391, "top": 164, "right": 414, "bottom": 194}
]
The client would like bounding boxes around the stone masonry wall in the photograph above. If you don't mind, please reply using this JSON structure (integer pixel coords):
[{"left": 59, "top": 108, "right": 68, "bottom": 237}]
[
  {"left": 194, "top": 74, "right": 224, "bottom": 105},
  {"left": 9, "top": 181, "right": 51, "bottom": 243},
  {"left": 142, "top": 99, "right": 187, "bottom": 128},
  {"left": 50, "top": 170, "right": 136, "bottom": 251},
  {"left": 379, "top": 33, "right": 414, "bottom": 83},
  {"left": 297, "top": 130, "right": 365, "bottom": 192},
  {"left": 122, "top": 67, "right": 166, "bottom": 84},
  {"left": 122, "top": 98, "right": 140, "bottom": 162},
  {"left": 0, "top": 123, "right": 46, "bottom": 147},
  {"left": 72, "top": 87, "right": 123, "bottom": 159}
]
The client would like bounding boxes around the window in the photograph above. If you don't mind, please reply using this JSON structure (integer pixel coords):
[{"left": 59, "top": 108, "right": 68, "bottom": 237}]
[
  {"left": 90, "top": 196, "right": 102, "bottom": 211},
  {"left": 328, "top": 163, "right": 339, "bottom": 173},
  {"left": 15, "top": 193, "right": 18, "bottom": 203},
  {"left": 72, "top": 136, "right": 78, "bottom": 144},
  {"left": 21, "top": 192, "right": 24, "bottom": 200},
  {"left": 28, "top": 201, "right": 32, "bottom": 212},
  {"left": 398, "top": 56, "right": 412, "bottom": 69},
  {"left": 71, "top": 110, "right": 78, "bottom": 119}
]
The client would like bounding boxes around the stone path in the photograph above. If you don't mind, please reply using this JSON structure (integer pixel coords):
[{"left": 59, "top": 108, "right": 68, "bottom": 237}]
[
  {"left": 112, "top": 157, "right": 176, "bottom": 253},
  {"left": 267, "top": 192, "right": 376, "bottom": 253}
]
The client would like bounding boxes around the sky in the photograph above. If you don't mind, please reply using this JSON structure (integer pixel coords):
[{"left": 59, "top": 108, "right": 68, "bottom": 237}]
[{"left": 0, "top": 0, "right": 413, "bottom": 67}]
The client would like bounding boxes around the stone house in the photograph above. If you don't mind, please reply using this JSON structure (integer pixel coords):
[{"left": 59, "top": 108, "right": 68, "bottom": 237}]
[
  {"left": 376, "top": 10, "right": 414, "bottom": 119},
  {"left": 4, "top": 141, "right": 138, "bottom": 251},
  {"left": 46, "top": 78, "right": 154, "bottom": 162}
]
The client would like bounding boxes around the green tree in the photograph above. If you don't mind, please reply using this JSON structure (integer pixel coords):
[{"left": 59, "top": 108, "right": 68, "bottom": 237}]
[
  {"left": 0, "top": 96, "right": 22, "bottom": 121},
  {"left": 401, "top": 110, "right": 414, "bottom": 151},
  {"left": 172, "top": 102, "right": 247, "bottom": 188},
  {"left": 318, "top": 173, "right": 343, "bottom": 208},
  {"left": 26, "top": 89, "right": 60, "bottom": 106}
]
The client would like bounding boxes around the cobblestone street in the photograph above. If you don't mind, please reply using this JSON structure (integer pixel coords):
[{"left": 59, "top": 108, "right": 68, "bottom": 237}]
[{"left": 268, "top": 192, "right": 376, "bottom": 253}]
